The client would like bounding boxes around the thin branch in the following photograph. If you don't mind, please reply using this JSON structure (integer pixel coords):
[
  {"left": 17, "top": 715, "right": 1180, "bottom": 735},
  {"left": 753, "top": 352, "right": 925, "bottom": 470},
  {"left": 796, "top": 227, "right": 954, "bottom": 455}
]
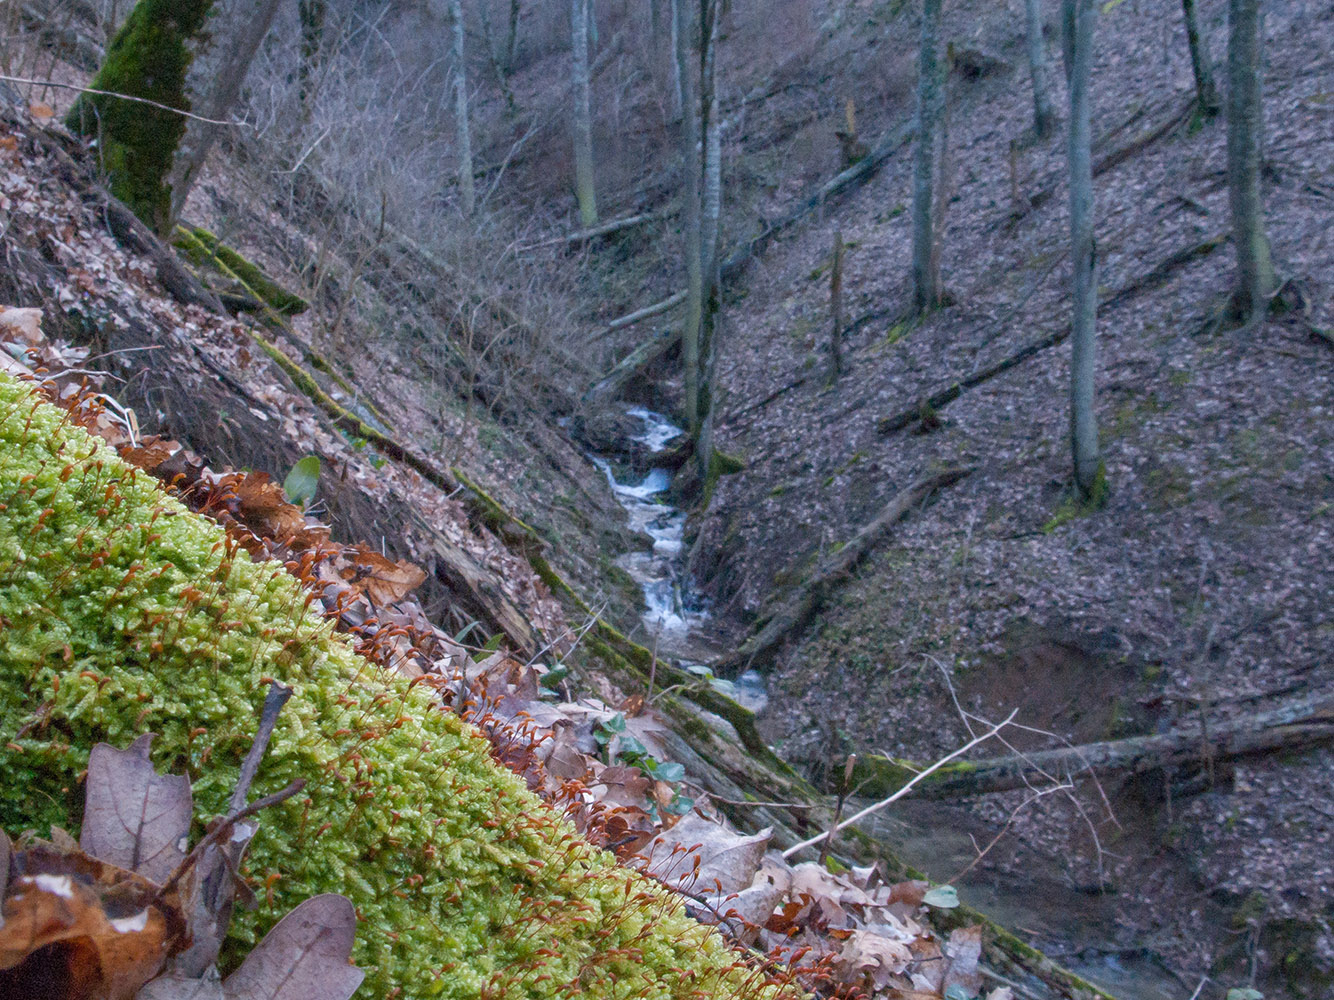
[
  {"left": 781, "top": 710, "right": 1017, "bottom": 859},
  {"left": 0, "top": 74, "right": 250, "bottom": 127}
]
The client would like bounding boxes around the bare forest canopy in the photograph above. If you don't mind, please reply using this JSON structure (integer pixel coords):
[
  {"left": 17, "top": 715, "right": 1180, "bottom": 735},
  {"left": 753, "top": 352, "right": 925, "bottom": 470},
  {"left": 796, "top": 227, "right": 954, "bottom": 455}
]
[{"left": 0, "top": 1, "right": 1332, "bottom": 1000}]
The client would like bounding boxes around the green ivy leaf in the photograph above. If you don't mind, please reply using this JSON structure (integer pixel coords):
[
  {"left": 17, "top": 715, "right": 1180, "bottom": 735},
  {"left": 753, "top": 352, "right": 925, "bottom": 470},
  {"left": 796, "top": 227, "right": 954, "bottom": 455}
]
[
  {"left": 1226, "top": 990, "right": 1264, "bottom": 1000},
  {"left": 616, "top": 735, "right": 647, "bottom": 759},
  {"left": 538, "top": 666, "right": 569, "bottom": 689},
  {"left": 283, "top": 455, "right": 321, "bottom": 507},
  {"left": 649, "top": 761, "right": 685, "bottom": 783},
  {"left": 944, "top": 986, "right": 974, "bottom": 1000},
  {"left": 923, "top": 885, "right": 959, "bottom": 909}
]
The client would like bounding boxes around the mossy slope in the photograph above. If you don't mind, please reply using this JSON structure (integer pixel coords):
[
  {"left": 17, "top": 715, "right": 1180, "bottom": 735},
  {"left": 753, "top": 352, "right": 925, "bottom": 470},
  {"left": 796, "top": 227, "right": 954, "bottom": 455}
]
[{"left": 0, "top": 371, "right": 779, "bottom": 1000}]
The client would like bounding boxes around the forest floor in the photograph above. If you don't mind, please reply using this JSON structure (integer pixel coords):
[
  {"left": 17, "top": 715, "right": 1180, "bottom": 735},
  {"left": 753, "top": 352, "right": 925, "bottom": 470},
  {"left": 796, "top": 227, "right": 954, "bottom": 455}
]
[{"left": 683, "top": 0, "right": 1334, "bottom": 994}]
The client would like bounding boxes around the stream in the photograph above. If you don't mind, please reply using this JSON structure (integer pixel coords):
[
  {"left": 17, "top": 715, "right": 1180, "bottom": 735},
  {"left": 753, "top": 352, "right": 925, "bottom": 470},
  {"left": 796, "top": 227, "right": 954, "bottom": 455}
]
[{"left": 596, "top": 408, "right": 1181, "bottom": 1000}]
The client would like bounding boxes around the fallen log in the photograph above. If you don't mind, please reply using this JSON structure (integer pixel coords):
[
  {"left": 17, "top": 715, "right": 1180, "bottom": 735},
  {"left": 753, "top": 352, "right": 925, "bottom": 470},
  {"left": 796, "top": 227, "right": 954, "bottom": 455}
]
[
  {"left": 851, "top": 690, "right": 1334, "bottom": 800},
  {"left": 520, "top": 210, "right": 664, "bottom": 252},
  {"left": 720, "top": 119, "right": 916, "bottom": 285},
  {"left": 603, "top": 288, "right": 687, "bottom": 334},
  {"left": 718, "top": 467, "right": 974, "bottom": 673},
  {"left": 878, "top": 234, "right": 1226, "bottom": 435},
  {"left": 1012, "top": 98, "right": 1194, "bottom": 222},
  {"left": 584, "top": 326, "right": 680, "bottom": 405}
]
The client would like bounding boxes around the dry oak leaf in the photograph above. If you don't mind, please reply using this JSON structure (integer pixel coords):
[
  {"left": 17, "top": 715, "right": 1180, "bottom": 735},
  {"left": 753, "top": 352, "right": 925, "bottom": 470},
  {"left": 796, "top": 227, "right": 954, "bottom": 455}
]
[
  {"left": 82, "top": 734, "right": 192, "bottom": 886},
  {"left": 342, "top": 546, "right": 427, "bottom": 606},
  {"left": 641, "top": 814, "right": 772, "bottom": 895},
  {"left": 219, "top": 894, "right": 364, "bottom": 1000}
]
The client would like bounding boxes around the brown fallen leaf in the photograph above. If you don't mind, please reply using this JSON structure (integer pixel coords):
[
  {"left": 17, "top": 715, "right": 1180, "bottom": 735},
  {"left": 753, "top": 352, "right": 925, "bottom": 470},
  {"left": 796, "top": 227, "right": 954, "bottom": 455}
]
[
  {"left": 641, "top": 814, "right": 771, "bottom": 895},
  {"left": 220, "top": 894, "right": 364, "bottom": 1000},
  {"left": 343, "top": 546, "right": 427, "bottom": 606},
  {"left": 0, "top": 850, "right": 174, "bottom": 1000},
  {"left": 82, "top": 734, "right": 193, "bottom": 886}
]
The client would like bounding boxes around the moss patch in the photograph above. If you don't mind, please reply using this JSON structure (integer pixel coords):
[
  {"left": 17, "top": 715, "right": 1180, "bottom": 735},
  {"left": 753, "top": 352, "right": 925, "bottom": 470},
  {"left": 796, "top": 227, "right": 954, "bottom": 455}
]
[
  {"left": 176, "top": 227, "right": 309, "bottom": 316},
  {"left": 0, "top": 372, "right": 784, "bottom": 1000}
]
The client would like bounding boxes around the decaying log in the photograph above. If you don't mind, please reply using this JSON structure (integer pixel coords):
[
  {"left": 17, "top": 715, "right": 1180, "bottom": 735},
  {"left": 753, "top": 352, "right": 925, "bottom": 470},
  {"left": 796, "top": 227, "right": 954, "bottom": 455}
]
[
  {"left": 853, "top": 690, "right": 1334, "bottom": 800},
  {"left": 718, "top": 467, "right": 974, "bottom": 673}
]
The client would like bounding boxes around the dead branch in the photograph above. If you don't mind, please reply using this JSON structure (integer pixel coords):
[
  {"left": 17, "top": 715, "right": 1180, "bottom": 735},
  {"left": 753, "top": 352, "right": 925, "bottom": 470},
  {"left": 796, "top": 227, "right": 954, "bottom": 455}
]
[
  {"left": 860, "top": 690, "right": 1334, "bottom": 800},
  {"left": 878, "top": 234, "right": 1226, "bottom": 434},
  {"left": 782, "top": 710, "right": 1019, "bottom": 859}
]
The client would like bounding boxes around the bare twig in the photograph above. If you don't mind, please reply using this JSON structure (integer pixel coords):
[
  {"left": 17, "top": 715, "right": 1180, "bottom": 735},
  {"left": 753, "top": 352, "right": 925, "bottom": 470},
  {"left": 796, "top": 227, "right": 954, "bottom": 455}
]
[
  {"left": 781, "top": 710, "right": 1017, "bottom": 859},
  {"left": 0, "top": 74, "right": 249, "bottom": 126}
]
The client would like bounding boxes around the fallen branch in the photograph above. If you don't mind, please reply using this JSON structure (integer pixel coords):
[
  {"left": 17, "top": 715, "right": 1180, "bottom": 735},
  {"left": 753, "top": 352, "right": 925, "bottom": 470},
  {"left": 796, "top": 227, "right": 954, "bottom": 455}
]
[
  {"left": 1012, "top": 98, "right": 1195, "bottom": 222},
  {"left": 878, "top": 234, "right": 1226, "bottom": 434},
  {"left": 782, "top": 710, "right": 1018, "bottom": 859},
  {"left": 603, "top": 289, "right": 687, "bottom": 334},
  {"left": 718, "top": 467, "right": 974, "bottom": 673},
  {"left": 584, "top": 327, "right": 680, "bottom": 405},
  {"left": 520, "top": 210, "right": 664, "bottom": 252},
  {"left": 853, "top": 690, "right": 1334, "bottom": 800}
]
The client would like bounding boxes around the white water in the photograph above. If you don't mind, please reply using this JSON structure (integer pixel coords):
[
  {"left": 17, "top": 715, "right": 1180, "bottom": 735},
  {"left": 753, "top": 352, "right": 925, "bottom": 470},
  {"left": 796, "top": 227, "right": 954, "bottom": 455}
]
[{"left": 591, "top": 410, "right": 706, "bottom": 642}]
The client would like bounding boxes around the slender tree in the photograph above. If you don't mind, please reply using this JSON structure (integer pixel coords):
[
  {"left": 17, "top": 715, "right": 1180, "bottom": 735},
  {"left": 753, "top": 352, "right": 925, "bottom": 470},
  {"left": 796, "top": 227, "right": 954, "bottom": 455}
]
[
  {"left": 695, "top": 0, "right": 723, "bottom": 484},
  {"left": 1226, "top": 0, "right": 1275, "bottom": 326},
  {"left": 570, "top": 0, "right": 598, "bottom": 226},
  {"left": 1182, "top": 0, "right": 1220, "bottom": 115},
  {"left": 65, "top": 0, "right": 214, "bottom": 233},
  {"left": 911, "top": 0, "right": 945, "bottom": 313},
  {"left": 449, "top": 0, "right": 477, "bottom": 216},
  {"left": 1023, "top": 0, "right": 1057, "bottom": 138},
  {"left": 169, "top": 0, "right": 284, "bottom": 225},
  {"left": 676, "top": 0, "right": 703, "bottom": 432},
  {"left": 297, "top": 0, "right": 327, "bottom": 113},
  {"left": 1064, "top": 0, "right": 1100, "bottom": 500},
  {"left": 828, "top": 229, "right": 844, "bottom": 385}
]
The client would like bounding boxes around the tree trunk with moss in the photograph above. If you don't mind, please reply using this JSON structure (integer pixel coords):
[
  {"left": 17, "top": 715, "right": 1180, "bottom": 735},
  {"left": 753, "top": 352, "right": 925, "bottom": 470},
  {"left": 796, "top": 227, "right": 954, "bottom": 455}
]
[
  {"left": 65, "top": 0, "right": 214, "bottom": 234},
  {"left": 1226, "top": 0, "right": 1276, "bottom": 326},
  {"left": 676, "top": 0, "right": 703, "bottom": 433}
]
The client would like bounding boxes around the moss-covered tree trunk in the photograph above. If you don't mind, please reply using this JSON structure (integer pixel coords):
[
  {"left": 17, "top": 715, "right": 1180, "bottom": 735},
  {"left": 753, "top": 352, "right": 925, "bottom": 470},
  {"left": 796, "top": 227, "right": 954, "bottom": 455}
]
[{"left": 66, "top": 0, "right": 214, "bottom": 235}]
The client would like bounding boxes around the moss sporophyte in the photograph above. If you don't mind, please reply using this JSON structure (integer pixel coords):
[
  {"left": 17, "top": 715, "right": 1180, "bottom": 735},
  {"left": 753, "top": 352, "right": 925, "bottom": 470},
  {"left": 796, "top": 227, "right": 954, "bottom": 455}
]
[{"left": 0, "top": 371, "right": 791, "bottom": 1000}]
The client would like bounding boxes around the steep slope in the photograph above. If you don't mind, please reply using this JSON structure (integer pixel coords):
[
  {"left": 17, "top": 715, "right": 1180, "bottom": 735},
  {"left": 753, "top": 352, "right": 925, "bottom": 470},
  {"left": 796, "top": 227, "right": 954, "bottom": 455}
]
[{"left": 689, "top": 0, "right": 1333, "bottom": 993}]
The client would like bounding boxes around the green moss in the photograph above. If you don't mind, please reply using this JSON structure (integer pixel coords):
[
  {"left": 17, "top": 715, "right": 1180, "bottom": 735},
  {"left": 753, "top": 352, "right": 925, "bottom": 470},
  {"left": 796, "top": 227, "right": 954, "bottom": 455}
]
[
  {"left": 65, "top": 0, "right": 214, "bottom": 232},
  {"left": 182, "top": 228, "right": 309, "bottom": 316},
  {"left": 0, "top": 372, "right": 786, "bottom": 1000}
]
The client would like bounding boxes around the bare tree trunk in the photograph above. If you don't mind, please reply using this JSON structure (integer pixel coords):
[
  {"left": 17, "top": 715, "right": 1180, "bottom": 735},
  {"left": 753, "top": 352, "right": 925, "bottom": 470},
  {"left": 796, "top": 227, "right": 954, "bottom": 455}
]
[
  {"left": 676, "top": 0, "right": 702, "bottom": 432},
  {"left": 297, "top": 0, "right": 326, "bottom": 113},
  {"left": 1226, "top": 0, "right": 1275, "bottom": 326},
  {"left": 478, "top": 0, "right": 518, "bottom": 116},
  {"left": 168, "top": 0, "right": 284, "bottom": 225},
  {"left": 1024, "top": 0, "right": 1057, "bottom": 137},
  {"left": 911, "top": 0, "right": 944, "bottom": 313},
  {"left": 828, "top": 229, "right": 844, "bottom": 385},
  {"left": 1065, "top": 0, "right": 1101, "bottom": 501},
  {"left": 506, "top": 0, "right": 521, "bottom": 69},
  {"left": 449, "top": 0, "right": 476, "bottom": 216},
  {"left": 571, "top": 0, "right": 598, "bottom": 227},
  {"left": 669, "top": 0, "right": 685, "bottom": 117},
  {"left": 695, "top": 0, "right": 723, "bottom": 484},
  {"left": 1182, "top": 0, "right": 1220, "bottom": 115}
]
